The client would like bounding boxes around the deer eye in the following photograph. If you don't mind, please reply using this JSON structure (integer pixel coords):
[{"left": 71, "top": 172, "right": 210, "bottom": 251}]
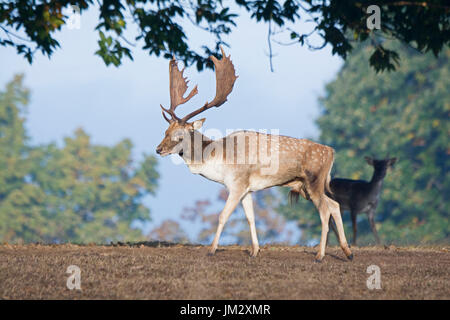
[{"left": 172, "top": 134, "right": 183, "bottom": 142}]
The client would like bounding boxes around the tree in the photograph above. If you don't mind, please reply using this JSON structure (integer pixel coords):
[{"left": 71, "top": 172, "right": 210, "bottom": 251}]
[
  {"left": 181, "top": 188, "right": 292, "bottom": 245},
  {"left": 148, "top": 219, "right": 189, "bottom": 243},
  {"left": 0, "top": 75, "right": 29, "bottom": 200},
  {"left": 0, "top": 74, "right": 44, "bottom": 242},
  {"left": 0, "top": 76, "right": 160, "bottom": 243},
  {"left": 1, "top": 1, "right": 448, "bottom": 72},
  {"left": 278, "top": 40, "right": 449, "bottom": 245}
]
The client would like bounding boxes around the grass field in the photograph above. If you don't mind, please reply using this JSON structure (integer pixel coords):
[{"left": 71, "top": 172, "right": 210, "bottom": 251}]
[{"left": 0, "top": 243, "right": 448, "bottom": 299}]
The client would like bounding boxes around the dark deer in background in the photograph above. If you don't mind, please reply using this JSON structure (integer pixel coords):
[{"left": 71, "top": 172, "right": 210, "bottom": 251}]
[{"left": 328, "top": 156, "right": 397, "bottom": 245}]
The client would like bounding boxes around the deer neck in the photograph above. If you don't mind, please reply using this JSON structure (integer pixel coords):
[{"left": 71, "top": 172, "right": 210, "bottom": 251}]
[
  {"left": 369, "top": 169, "right": 386, "bottom": 191},
  {"left": 180, "top": 130, "right": 227, "bottom": 184},
  {"left": 180, "top": 130, "right": 214, "bottom": 165}
]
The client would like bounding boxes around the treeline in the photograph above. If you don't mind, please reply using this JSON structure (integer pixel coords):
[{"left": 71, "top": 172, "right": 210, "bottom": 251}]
[
  {"left": 2, "top": 39, "right": 449, "bottom": 245},
  {"left": 0, "top": 75, "right": 159, "bottom": 243}
]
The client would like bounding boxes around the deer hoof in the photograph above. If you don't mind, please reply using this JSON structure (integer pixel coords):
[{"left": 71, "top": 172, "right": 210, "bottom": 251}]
[
  {"left": 315, "top": 254, "right": 324, "bottom": 263},
  {"left": 250, "top": 248, "right": 260, "bottom": 258},
  {"left": 315, "top": 251, "right": 325, "bottom": 262},
  {"left": 347, "top": 253, "right": 354, "bottom": 261}
]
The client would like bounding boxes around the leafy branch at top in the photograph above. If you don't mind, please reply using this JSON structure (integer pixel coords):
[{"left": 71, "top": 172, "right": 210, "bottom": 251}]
[{"left": 0, "top": 0, "right": 449, "bottom": 72}]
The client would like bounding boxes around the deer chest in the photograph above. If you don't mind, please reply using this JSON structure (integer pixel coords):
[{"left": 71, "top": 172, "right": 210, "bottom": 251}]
[{"left": 186, "top": 162, "right": 225, "bottom": 185}]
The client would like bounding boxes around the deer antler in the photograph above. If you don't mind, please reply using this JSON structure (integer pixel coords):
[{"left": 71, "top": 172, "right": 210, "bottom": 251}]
[
  {"left": 160, "top": 58, "right": 198, "bottom": 122},
  {"left": 181, "top": 47, "right": 238, "bottom": 123},
  {"left": 160, "top": 47, "right": 238, "bottom": 123}
]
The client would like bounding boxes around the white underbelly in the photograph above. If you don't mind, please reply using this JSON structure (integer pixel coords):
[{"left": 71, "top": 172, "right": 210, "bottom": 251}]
[{"left": 249, "top": 176, "right": 277, "bottom": 191}]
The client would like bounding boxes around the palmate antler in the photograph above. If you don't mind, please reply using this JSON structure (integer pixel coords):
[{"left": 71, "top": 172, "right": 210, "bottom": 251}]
[
  {"left": 160, "top": 46, "right": 238, "bottom": 123},
  {"left": 160, "top": 58, "right": 198, "bottom": 122}
]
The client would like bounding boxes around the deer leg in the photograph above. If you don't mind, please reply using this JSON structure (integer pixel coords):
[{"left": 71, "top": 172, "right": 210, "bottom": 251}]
[
  {"left": 242, "top": 193, "right": 260, "bottom": 257},
  {"left": 327, "top": 216, "right": 339, "bottom": 246},
  {"left": 367, "top": 210, "right": 381, "bottom": 245},
  {"left": 317, "top": 210, "right": 330, "bottom": 262},
  {"left": 209, "top": 189, "right": 243, "bottom": 256},
  {"left": 350, "top": 210, "right": 358, "bottom": 246},
  {"left": 314, "top": 197, "right": 331, "bottom": 262},
  {"left": 327, "top": 197, "right": 353, "bottom": 260}
]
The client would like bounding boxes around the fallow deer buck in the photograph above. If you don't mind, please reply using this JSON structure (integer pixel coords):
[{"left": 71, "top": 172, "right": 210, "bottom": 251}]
[
  {"left": 328, "top": 156, "right": 397, "bottom": 245},
  {"left": 156, "top": 47, "right": 353, "bottom": 262}
]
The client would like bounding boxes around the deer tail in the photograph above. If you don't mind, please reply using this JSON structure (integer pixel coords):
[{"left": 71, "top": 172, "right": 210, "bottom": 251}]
[
  {"left": 325, "top": 170, "right": 332, "bottom": 196},
  {"left": 288, "top": 190, "right": 300, "bottom": 206},
  {"left": 324, "top": 149, "right": 334, "bottom": 197}
]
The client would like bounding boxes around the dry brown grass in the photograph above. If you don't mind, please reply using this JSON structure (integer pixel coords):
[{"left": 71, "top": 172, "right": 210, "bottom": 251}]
[{"left": 0, "top": 243, "right": 448, "bottom": 299}]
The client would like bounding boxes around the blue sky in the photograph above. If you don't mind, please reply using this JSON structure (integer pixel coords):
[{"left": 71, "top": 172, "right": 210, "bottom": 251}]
[{"left": 0, "top": 5, "right": 342, "bottom": 241}]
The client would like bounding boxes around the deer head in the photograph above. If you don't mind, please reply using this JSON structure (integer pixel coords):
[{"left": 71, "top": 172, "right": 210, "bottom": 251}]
[
  {"left": 364, "top": 156, "right": 397, "bottom": 179},
  {"left": 156, "top": 47, "right": 238, "bottom": 157}
]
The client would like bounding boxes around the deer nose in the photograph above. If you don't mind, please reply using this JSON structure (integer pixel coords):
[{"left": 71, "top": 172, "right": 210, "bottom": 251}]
[{"left": 156, "top": 146, "right": 162, "bottom": 154}]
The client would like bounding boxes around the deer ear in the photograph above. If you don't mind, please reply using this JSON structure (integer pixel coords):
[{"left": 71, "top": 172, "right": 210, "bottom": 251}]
[
  {"left": 364, "top": 156, "right": 373, "bottom": 165},
  {"left": 192, "top": 118, "right": 206, "bottom": 130},
  {"left": 389, "top": 157, "right": 397, "bottom": 166}
]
